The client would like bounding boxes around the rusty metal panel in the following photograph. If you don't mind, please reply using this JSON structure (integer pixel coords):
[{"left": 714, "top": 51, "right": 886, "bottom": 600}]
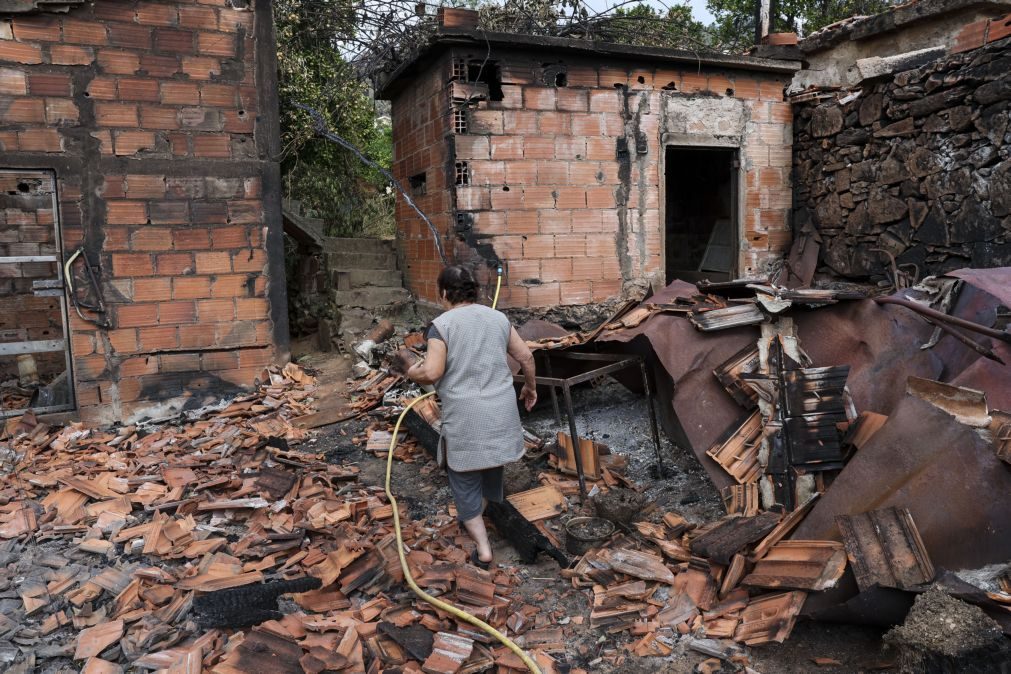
[
  {"left": 836, "top": 507, "right": 935, "bottom": 593},
  {"left": 950, "top": 341, "right": 1011, "bottom": 412},
  {"left": 596, "top": 278, "right": 1011, "bottom": 495},
  {"left": 793, "top": 396, "right": 1011, "bottom": 573},
  {"left": 742, "top": 541, "right": 847, "bottom": 591},
  {"left": 947, "top": 267, "right": 1011, "bottom": 308}
]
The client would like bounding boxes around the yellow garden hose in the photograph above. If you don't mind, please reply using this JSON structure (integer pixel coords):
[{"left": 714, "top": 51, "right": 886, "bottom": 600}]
[
  {"left": 493, "top": 265, "right": 503, "bottom": 310},
  {"left": 385, "top": 393, "right": 542, "bottom": 674}
]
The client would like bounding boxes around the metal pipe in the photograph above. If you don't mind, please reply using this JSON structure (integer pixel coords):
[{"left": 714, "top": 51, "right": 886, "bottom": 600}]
[
  {"left": 543, "top": 354, "right": 561, "bottom": 425},
  {"left": 561, "top": 382, "right": 587, "bottom": 498},
  {"left": 922, "top": 316, "right": 1006, "bottom": 365},
  {"left": 874, "top": 296, "right": 1011, "bottom": 344},
  {"left": 639, "top": 358, "right": 665, "bottom": 471}
]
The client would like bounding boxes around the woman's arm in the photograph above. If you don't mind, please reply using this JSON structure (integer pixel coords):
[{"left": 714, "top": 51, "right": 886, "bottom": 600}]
[
  {"left": 406, "top": 338, "right": 447, "bottom": 385},
  {"left": 507, "top": 327, "right": 538, "bottom": 411}
]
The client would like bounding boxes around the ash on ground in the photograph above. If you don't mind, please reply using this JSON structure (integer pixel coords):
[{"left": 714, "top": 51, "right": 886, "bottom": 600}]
[
  {"left": 522, "top": 377, "right": 725, "bottom": 523},
  {"left": 885, "top": 588, "right": 1003, "bottom": 656}
]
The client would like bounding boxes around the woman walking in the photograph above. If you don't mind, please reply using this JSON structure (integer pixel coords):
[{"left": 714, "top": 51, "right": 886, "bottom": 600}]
[{"left": 405, "top": 265, "right": 537, "bottom": 569}]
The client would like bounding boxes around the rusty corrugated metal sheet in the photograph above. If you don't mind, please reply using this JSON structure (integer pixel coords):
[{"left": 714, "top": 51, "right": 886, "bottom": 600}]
[
  {"left": 947, "top": 267, "right": 1011, "bottom": 308},
  {"left": 594, "top": 282, "right": 757, "bottom": 489},
  {"left": 791, "top": 395, "right": 1011, "bottom": 572},
  {"left": 595, "top": 278, "right": 1009, "bottom": 490}
]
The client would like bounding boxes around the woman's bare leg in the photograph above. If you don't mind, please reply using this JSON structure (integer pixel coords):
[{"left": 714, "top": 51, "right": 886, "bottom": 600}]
[{"left": 463, "top": 513, "right": 493, "bottom": 563}]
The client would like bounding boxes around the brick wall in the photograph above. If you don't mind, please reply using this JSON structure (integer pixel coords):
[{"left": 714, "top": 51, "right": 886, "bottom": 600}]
[
  {"left": 0, "top": 0, "right": 285, "bottom": 424},
  {"left": 390, "top": 53, "right": 454, "bottom": 304},
  {"left": 388, "top": 47, "right": 793, "bottom": 309}
]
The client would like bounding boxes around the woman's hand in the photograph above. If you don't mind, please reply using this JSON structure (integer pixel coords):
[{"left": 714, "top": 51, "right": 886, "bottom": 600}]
[
  {"left": 406, "top": 361, "right": 424, "bottom": 382},
  {"left": 519, "top": 383, "right": 537, "bottom": 411}
]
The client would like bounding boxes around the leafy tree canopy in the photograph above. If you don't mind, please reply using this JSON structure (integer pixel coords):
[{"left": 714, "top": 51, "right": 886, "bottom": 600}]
[
  {"left": 275, "top": 0, "right": 394, "bottom": 237},
  {"left": 707, "top": 0, "right": 898, "bottom": 53}
]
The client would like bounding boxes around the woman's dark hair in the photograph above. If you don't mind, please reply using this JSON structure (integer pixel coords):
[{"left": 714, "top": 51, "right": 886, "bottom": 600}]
[{"left": 437, "top": 265, "right": 479, "bottom": 305}]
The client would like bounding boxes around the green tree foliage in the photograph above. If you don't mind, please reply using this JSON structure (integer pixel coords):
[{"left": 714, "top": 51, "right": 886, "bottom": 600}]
[
  {"left": 275, "top": 0, "right": 394, "bottom": 237},
  {"left": 707, "top": 0, "right": 897, "bottom": 52}
]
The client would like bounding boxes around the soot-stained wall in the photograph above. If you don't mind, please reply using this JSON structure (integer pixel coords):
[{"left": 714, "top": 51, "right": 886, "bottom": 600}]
[
  {"left": 386, "top": 37, "right": 796, "bottom": 309},
  {"left": 0, "top": 0, "right": 286, "bottom": 424}
]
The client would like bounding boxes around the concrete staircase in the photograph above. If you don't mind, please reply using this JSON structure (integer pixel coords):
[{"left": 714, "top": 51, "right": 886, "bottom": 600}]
[{"left": 324, "top": 237, "right": 411, "bottom": 347}]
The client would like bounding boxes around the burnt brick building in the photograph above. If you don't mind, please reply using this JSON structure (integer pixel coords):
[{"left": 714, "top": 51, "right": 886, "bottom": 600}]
[
  {"left": 0, "top": 0, "right": 286, "bottom": 424},
  {"left": 379, "top": 16, "right": 800, "bottom": 309}
]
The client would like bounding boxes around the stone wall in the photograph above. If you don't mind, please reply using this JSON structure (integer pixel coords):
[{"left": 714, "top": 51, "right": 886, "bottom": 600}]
[{"left": 792, "top": 37, "right": 1011, "bottom": 281}]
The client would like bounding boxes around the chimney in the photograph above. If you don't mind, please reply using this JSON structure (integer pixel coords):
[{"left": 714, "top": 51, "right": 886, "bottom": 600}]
[{"left": 437, "top": 7, "right": 480, "bottom": 30}]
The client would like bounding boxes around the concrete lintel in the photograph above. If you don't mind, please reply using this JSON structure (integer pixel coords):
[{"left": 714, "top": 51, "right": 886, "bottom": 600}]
[{"left": 661, "top": 133, "right": 742, "bottom": 148}]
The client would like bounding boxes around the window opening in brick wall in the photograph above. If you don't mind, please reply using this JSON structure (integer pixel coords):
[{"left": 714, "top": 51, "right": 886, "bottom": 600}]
[
  {"left": 664, "top": 147, "right": 738, "bottom": 284},
  {"left": 453, "top": 109, "right": 468, "bottom": 134},
  {"left": 452, "top": 58, "right": 467, "bottom": 80},
  {"left": 467, "top": 60, "right": 503, "bottom": 101},
  {"left": 542, "top": 64, "right": 567, "bottom": 87},
  {"left": 455, "top": 162, "right": 470, "bottom": 186},
  {"left": 0, "top": 169, "right": 75, "bottom": 416},
  {"left": 409, "top": 173, "right": 427, "bottom": 196}
]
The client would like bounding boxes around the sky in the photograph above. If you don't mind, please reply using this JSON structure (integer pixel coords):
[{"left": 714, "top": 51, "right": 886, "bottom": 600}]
[{"left": 582, "top": 0, "right": 716, "bottom": 23}]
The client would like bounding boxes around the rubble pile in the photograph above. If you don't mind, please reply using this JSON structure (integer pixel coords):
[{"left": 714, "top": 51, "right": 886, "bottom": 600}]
[
  {"left": 0, "top": 364, "right": 566, "bottom": 674},
  {"left": 0, "top": 266, "right": 1009, "bottom": 673},
  {"left": 500, "top": 268, "right": 1011, "bottom": 654},
  {"left": 791, "top": 35, "right": 1011, "bottom": 281}
]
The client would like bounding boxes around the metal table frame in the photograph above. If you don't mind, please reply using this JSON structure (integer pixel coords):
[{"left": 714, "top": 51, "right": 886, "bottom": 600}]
[{"left": 514, "top": 351, "right": 663, "bottom": 496}]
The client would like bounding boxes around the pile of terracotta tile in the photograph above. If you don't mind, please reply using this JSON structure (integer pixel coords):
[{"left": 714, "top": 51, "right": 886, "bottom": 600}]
[
  {"left": 0, "top": 363, "right": 569, "bottom": 674},
  {"left": 361, "top": 389, "right": 855, "bottom": 671}
]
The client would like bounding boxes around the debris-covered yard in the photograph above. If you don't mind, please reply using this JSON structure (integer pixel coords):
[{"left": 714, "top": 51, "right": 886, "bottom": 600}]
[{"left": 2, "top": 266, "right": 1010, "bottom": 674}]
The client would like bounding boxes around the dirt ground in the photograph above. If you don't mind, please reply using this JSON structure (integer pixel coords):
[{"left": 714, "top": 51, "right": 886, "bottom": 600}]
[{"left": 306, "top": 350, "right": 889, "bottom": 673}]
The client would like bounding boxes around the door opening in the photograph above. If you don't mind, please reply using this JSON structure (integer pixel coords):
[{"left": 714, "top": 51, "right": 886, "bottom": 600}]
[{"left": 664, "top": 147, "right": 738, "bottom": 284}]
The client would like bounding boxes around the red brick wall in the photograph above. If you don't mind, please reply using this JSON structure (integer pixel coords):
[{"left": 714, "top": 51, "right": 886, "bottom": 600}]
[
  {"left": 388, "top": 49, "right": 794, "bottom": 309},
  {"left": 0, "top": 0, "right": 285, "bottom": 424},
  {"left": 390, "top": 53, "right": 453, "bottom": 304}
]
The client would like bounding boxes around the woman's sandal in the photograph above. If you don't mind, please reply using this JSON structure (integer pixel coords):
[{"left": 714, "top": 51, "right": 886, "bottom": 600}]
[{"left": 470, "top": 549, "right": 491, "bottom": 571}]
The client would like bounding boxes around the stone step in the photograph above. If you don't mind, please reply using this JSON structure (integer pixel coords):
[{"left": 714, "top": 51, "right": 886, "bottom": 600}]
[
  {"left": 333, "top": 286, "right": 411, "bottom": 309},
  {"left": 337, "top": 268, "right": 403, "bottom": 289},
  {"left": 326, "top": 251, "right": 398, "bottom": 270},
  {"left": 324, "top": 237, "right": 395, "bottom": 255}
]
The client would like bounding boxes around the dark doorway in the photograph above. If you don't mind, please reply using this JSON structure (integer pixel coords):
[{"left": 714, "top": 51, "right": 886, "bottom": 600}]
[{"left": 664, "top": 147, "right": 738, "bottom": 283}]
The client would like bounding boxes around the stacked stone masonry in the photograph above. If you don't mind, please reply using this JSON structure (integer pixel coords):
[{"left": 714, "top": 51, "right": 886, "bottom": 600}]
[
  {"left": 792, "top": 36, "right": 1011, "bottom": 279},
  {"left": 0, "top": 0, "right": 285, "bottom": 424},
  {"left": 390, "top": 49, "right": 795, "bottom": 308}
]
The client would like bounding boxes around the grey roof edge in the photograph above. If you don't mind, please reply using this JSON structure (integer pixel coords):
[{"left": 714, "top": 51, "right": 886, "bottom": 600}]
[
  {"left": 799, "top": 0, "right": 1011, "bottom": 54},
  {"left": 377, "top": 28, "right": 801, "bottom": 99}
]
